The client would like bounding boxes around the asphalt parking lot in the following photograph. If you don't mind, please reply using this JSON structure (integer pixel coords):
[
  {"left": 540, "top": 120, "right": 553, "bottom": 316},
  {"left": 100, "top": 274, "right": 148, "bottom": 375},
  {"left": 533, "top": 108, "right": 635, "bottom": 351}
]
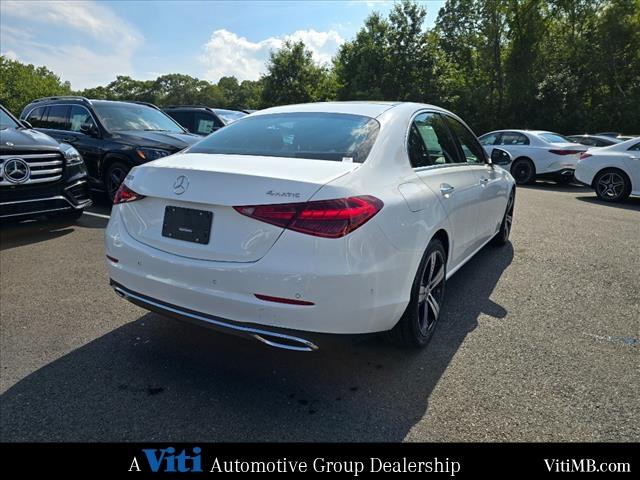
[{"left": 1, "top": 184, "right": 638, "bottom": 442}]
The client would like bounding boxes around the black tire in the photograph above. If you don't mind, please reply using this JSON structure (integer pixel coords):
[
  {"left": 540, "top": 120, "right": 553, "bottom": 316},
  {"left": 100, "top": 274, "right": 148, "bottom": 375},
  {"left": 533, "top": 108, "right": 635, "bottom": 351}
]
[
  {"left": 105, "top": 161, "right": 131, "bottom": 202},
  {"left": 388, "top": 239, "right": 446, "bottom": 348},
  {"left": 491, "top": 190, "right": 515, "bottom": 246},
  {"left": 510, "top": 158, "right": 536, "bottom": 185},
  {"left": 593, "top": 168, "right": 631, "bottom": 203}
]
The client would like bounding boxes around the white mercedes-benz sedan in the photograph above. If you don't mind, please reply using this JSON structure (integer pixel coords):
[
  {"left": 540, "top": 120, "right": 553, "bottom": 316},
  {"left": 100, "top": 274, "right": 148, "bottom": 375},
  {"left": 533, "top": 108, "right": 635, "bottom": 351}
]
[
  {"left": 575, "top": 137, "right": 640, "bottom": 202},
  {"left": 478, "top": 129, "right": 586, "bottom": 184},
  {"left": 105, "top": 102, "right": 516, "bottom": 351}
]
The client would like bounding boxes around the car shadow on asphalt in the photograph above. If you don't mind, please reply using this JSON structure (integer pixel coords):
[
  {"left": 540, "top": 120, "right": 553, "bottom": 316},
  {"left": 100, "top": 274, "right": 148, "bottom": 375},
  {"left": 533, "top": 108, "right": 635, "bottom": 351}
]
[
  {"left": 0, "top": 214, "right": 109, "bottom": 250},
  {"left": 1, "top": 243, "right": 514, "bottom": 442},
  {"left": 0, "top": 219, "right": 76, "bottom": 251},
  {"left": 518, "top": 181, "right": 588, "bottom": 193},
  {"left": 576, "top": 196, "right": 640, "bottom": 211}
]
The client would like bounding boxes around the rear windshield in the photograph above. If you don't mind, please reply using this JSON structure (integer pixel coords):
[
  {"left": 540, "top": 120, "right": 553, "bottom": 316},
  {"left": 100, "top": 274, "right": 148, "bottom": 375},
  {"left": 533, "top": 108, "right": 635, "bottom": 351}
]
[
  {"left": 188, "top": 112, "right": 380, "bottom": 163},
  {"left": 540, "top": 132, "right": 572, "bottom": 144},
  {"left": 213, "top": 109, "right": 247, "bottom": 124}
]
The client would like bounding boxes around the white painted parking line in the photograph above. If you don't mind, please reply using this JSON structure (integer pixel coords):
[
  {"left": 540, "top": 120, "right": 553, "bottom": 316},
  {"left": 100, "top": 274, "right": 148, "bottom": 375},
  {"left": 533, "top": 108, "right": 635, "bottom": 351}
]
[{"left": 83, "top": 211, "right": 111, "bottom": 219}]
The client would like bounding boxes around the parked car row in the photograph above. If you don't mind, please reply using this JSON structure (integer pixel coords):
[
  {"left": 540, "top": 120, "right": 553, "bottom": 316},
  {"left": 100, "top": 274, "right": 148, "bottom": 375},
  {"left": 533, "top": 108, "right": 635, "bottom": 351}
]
[
  {"left": 478, "top": 128, "right": 639, "bottom": 202},
  {"left": 0, "top": 97, "right": 250, "bottom": 221}
]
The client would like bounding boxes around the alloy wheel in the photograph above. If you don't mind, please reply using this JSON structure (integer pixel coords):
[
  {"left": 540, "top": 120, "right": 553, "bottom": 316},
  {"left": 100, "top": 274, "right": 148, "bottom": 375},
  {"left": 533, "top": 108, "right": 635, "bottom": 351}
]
[
  {"left": 597, "top": 172, "right": 625, "bottom": 200},
  {"left": 417, "top": 250, "right": 445, "bottom": 335}
]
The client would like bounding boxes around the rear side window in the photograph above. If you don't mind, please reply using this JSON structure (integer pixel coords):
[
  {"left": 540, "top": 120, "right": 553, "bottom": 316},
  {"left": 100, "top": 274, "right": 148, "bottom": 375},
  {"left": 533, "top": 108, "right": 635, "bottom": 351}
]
[
  {"left": 166, "top": 111, "right": 194, "bottom": 132},
  {"left": 42, "top": 105, "right": 69, "bottom": 130},
  {"left": 628, "top": 143, "right": 640, "bottom": 151},
  {"left": 194, "top": 112, "right": 219, "bottom": 135},
  {"left": 444, "top": 116, "right": 486, "bottom": 164},
  {"left": 500, "top": 131, "right": 529, "bottom": 145},
  {"left": 410, "top": 112, "right": 459, "bottom": 166},
  {"left": 479, "top": 132, "right": 500, "bottom": 146},
  {"left": 26, "top": 106, "right": 46, "bottom": 127},
  {"left": 69, "top": 105, "right": 96, "bottom": 132},
  {"left": 540, "top": 132, "right": 571, "bottom": 144},
  {"left": 188, "top": 112, "right": 380, "bottom": 163}
]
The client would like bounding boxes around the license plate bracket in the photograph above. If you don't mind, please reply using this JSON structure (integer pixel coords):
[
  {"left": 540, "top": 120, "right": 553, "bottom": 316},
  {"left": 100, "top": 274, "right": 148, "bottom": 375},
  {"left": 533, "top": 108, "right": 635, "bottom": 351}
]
[{"left": 162, "top": 206, "right": 212, "bottom": 245}]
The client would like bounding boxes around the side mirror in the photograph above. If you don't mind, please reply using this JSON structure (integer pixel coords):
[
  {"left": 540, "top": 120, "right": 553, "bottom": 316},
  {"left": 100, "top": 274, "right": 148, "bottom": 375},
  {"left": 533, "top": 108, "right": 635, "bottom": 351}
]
[
  {"left": 80, "top": 122, "right": 98, "bottom": 137},
  {"left": 491, "top": 148, "right": 512, "bottom": 166},
  {"left": 20, "top": 119, "right": 33, "bottom": 129}
]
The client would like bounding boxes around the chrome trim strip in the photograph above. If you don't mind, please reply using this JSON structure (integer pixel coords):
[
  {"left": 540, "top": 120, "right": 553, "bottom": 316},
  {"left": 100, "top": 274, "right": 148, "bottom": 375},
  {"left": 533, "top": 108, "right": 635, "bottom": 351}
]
[
  {"left": 0, "top": 175, "right": 62, "bottom": 186},
  {"left": 21, "top": 160, "right": 63, "bottom": 167},
  {"left": 0, "top": 206, "right": 72, "bottom": 218},
  {"left": 0, "top": 153, "right": 61, "bottom": 160},
  {"left": 30, "top": 168, "right": 63, "bottom": 176},
  {"left": 0, "top": 195, "right": 71, "bottom": 206},
  {"left": 112, "top": 285, "right": 319, "bottom": 352}
]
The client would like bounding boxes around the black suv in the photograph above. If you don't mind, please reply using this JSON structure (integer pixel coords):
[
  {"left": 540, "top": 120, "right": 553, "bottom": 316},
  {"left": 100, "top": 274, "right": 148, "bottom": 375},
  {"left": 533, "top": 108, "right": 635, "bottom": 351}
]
[
  {"left": 1, "top": 104, "right": 91, "bottom": 221},
  {"left": 163, "top": 106, "right": 247, "bottom": 136},
  {"left": 20, "top": 97, "right": 200, "bottom": 199}
]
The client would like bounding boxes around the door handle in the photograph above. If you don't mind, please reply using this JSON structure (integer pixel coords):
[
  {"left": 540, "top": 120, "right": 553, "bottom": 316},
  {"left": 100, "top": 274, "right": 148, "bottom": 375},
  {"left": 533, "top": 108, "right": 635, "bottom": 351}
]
[
  {"left": 440, "top": 184, "right": 455, "bottom": 196},
  {"left": 61, "top": 137, "right": 76, "bottom": 143},
  {"left": 480, "top": 177, "right": 490, "bottom": 185}
]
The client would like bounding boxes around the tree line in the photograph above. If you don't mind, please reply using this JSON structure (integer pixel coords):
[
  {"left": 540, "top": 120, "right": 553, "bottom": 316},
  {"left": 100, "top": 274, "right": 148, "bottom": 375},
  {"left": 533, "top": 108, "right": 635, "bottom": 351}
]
[{"left": 1, "top": 0, "right": 638, "bottom": 134}]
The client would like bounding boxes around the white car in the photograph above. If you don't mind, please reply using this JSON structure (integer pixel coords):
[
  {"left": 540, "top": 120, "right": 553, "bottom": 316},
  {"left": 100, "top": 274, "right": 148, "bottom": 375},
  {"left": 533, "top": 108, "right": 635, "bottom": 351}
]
[
  {"left": 575, "top": 137, "right": 640, "bottom": 202},
  {"left": 479, "top": 130, "right": 586, "bottom": 184},
  {"left": 105, "top": 102, "right": 515, "bottom": 351}
]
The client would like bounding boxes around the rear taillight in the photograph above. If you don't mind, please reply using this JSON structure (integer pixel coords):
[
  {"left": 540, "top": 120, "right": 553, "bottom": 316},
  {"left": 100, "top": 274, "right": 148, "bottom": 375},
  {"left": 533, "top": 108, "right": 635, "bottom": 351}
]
[
  {"left": 113, "top": 184, "right": 145, "bottom": 205},
  {"left": 549, "top": 149, "right": 583, "bottom": 155},
  {"left": 234, "top": 195, "right": 383, "bottom": 238},
  {"left": 579, "top": 153, "right": 592, "bottom": 160}
]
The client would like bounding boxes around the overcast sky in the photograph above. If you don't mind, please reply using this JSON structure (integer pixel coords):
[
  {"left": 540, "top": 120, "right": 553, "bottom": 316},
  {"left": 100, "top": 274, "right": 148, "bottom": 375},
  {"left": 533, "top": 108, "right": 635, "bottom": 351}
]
[{"left": 0, "top": 0, "right": 444, "bottom": 89}]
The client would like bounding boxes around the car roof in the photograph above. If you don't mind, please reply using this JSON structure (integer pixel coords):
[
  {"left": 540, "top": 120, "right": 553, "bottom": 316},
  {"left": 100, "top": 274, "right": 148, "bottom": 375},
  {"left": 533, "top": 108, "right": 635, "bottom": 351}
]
[
  {"left": 252, "top": 101, "right": 409, "bottom": 119},
  {"left": 482, "top": 129, "right": 555, "bottom": 136},
  {"left": 568, "top": 134, "right": 621, "bottom": 142}
]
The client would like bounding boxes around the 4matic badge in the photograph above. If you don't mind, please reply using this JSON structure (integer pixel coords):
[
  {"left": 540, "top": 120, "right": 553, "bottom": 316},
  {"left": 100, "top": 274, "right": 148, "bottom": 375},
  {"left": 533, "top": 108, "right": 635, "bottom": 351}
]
[{"left": 266, "top": 190, "right": 301, "bottom": 199}]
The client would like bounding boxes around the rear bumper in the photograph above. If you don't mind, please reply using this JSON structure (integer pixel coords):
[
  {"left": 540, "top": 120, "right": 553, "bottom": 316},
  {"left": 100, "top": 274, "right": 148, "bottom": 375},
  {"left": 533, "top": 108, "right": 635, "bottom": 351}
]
[
  {"left": 537, "top": 168, "right": 575, "bottom": 181},
  {"left": 105, "top": 205, "right": 413, "bottom": 336},
  {"left": 111, "top": 280, "right": 319, "bottom": 351}
]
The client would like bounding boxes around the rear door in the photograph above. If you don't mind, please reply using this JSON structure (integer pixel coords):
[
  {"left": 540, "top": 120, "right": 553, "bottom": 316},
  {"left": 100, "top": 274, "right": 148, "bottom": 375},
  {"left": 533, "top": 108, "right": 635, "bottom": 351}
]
[
  {"left": 410, "top": 112, "right": 483, "bottom": 267},
  {"left": 444, "top": 115, "right": 508, "bottom": 245},
  {"left": 35, "top": 104, "right": 70, "bottom": 142},
  {"left": 63, "top": 105, "right": 104, "bottom": 183}
]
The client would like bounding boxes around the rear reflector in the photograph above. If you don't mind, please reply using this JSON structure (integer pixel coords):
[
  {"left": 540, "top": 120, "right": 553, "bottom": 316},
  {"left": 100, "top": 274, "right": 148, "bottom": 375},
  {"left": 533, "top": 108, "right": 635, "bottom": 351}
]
[
  {"left": 254, "top": 294, "right": 315, "bottom": 306},
  {"left": 549, "top": 149, "right": 583, "bottom": 155},
  {"left": 106, "top": 255, "right": 119, "bottom": 263},
  {"left": 234, "top": 195, "right": 383, "bottom": 238},
  {"left": 113, "top": 184, "right": 145, "bottom": 205}
]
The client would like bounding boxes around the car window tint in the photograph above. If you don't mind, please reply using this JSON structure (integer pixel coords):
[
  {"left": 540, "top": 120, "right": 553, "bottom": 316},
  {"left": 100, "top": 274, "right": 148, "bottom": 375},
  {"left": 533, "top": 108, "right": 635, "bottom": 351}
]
[
  {"left": 500, "top": 132, "right": 529, "bottom": 145},
  {"left": 407, "top": 124, "right": 430, "bottom": 168},
  {"left": 194, "top": 112, "right": 218, "bottom": 135},
  {"left": 43, "top": 105, "right": 69, "bottom": 130},
  {"left": 479, "top": 132, "right": 500, "bottom": 146},
  {"left": 69, "top": 105, "right": 96, "bottom": 132},
  {"left": 628, "top": 142, "right": 640, "bottom": 151},
  {"left": 540, "top": 132, "right": 572, "bottom": 144},
  {"left": 189, "top": 112, "right": 380, "bottom": 163},
  {"left": 412, "top": 112, "right": 459, "bottom": 165},
  {"left": 444, "top": 115, "right": 485, "bottom": 164},
  {"left": 165, "top": 111, "right": 193, "bottom": 132},
  {"left": 26, "top": 107, "right": 46, "bottom": 127}
]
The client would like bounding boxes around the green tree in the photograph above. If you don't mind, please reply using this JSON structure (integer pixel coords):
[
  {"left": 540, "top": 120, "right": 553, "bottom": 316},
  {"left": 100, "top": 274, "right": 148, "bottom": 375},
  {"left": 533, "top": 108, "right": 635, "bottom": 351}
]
[
  {"left": 0, "top": 56, "right": 72, "bottom": 115},
  {"left": 261, "top": 41, "right": 333, "bottom": 106}
]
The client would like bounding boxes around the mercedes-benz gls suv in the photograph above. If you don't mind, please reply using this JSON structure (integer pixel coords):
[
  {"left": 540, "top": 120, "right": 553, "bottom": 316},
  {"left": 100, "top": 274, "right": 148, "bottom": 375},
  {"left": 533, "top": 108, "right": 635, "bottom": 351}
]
[{"left": 0, "top": 104, "right": 91, "bottom": 222}]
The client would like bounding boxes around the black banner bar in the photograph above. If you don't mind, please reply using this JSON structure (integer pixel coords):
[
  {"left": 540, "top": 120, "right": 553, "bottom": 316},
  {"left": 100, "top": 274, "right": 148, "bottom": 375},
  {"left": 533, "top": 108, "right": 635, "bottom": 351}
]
[{"left": 1, "top": 443, "right": 636, "bottom": 476}]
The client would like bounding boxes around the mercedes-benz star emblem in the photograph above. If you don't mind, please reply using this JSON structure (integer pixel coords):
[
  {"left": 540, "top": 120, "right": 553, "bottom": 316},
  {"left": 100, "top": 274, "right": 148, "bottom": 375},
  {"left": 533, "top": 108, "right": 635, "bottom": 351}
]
[
  {"left": 3, "top": 158, "right": 30, "bottom": 184},
  {"left": 173, "top": 175, "right": 189, "bottom": 195}
]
